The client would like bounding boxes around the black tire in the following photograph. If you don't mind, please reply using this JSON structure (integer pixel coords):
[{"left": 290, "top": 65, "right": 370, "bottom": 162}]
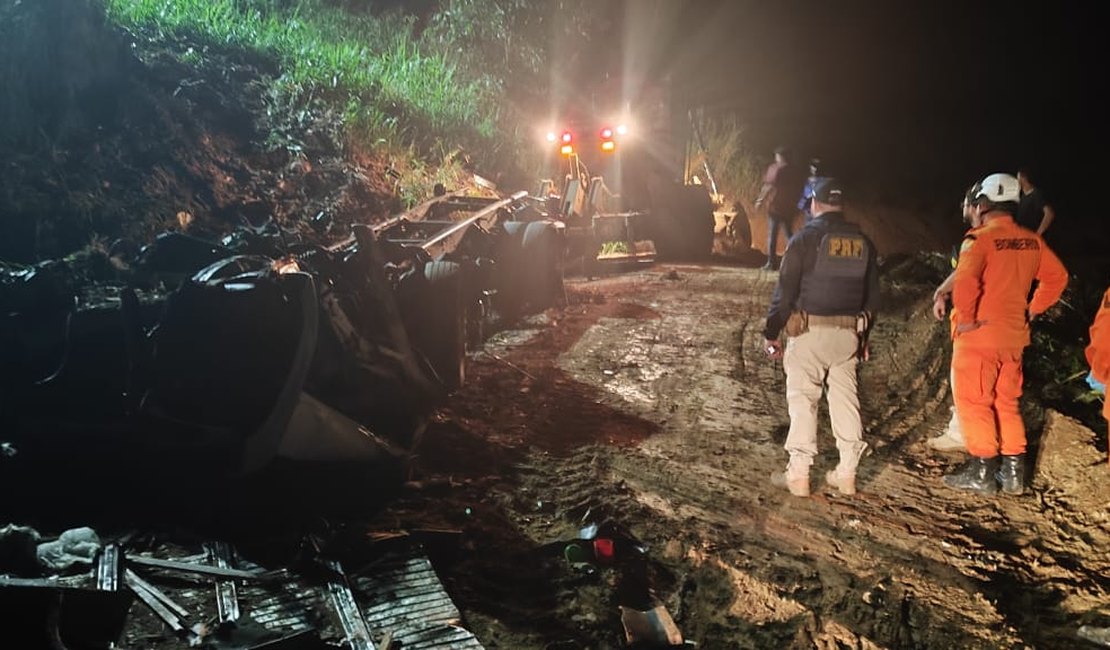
[
  {"left": 520, "top": 221, "right": 564, "bottom": 309},
  {"left": 491, "top": 222, "right": 526, "bottom": 320},
  {"left": 502, "top": 221, "right": 528, "bottom": 239},
  {"left": 493, "top": 220, "right": 563, "bottom": 319},
  {"left": 424, "top": 260, "right": 467, "bottom": 390},
  {"left": 399, "top": 260, "right": 467, "bottom": 391}
]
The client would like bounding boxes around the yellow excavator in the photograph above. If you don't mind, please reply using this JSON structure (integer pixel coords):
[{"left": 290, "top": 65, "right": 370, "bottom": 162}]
[{"left": 534, "top": 79, "right": 716, "bottom": 271}]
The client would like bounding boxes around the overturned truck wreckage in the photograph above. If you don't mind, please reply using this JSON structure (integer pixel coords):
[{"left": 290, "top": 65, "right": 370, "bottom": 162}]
[{"left": 0, "top": 189, "right": 563, "bottom": 484}]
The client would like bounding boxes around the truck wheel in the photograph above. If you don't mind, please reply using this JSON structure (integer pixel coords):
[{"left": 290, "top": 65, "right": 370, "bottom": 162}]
[
  {"left": 400, "top": 260, "right": 467, "bottom": 391},
  {"left": 492, "top": 222, "right": 526, "bottom": 321},
  {"left": 493, "top": 220, "right": 563, "bottom": 319},
  {"left": 520, "top": 221, "right": 564, "bottom": 310}
]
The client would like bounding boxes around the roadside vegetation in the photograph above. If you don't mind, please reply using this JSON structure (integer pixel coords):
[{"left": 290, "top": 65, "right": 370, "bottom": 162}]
[
  {"left": 690, "top": 113, "right": 764, "bottom": 205},
  {"left": 3, "top": 0, "right": 1101, "bottom": 438},
  {"left": 105, "top": 0, "right": 505, "bottom": 179},
  {"left": 102, "top": 0, "right": 625, "bottom": 194}
]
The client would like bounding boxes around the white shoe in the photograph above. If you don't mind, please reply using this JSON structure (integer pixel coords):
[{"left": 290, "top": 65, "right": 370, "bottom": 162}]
[
  {"left": 825, "top": 470, "right": 857, "bottom": 495},
  {"left": 926, "top": 432, "right": 966, "bottom": 452},
  {"left": 770, "top": 471, "right": 810, "bottom": 497}
]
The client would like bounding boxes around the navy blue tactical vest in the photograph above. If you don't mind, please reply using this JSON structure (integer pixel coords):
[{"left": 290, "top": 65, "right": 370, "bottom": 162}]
[{"left": 797, "top": 221, "right": 869, "bottom": 315}]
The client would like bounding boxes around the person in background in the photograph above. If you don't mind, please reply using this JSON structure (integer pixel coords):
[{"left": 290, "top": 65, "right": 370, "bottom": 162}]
[
  {"left": 1085, "top": 284, "right": 1110, "bottom": 465},
  {"left": 1016, "top": 167, "right": 1055, "bottom": 236},
  {"left": 755, "top": 146, "right": 806, "bottom": 271},
  {"left": 763, "top": 178, "right": 879, "bottom": 497},
  {"left": 927, "top": 186, "right": 983, "bottom": 452},
  {"left": 943, "top": 173, "right": 1068, "bottom": 496},
  {"left": 797, "top": 158, "right": 826, "bottom": 221}
]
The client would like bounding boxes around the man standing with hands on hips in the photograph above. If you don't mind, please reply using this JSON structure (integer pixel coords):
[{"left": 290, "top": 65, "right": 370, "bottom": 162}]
[
  {"left": 763, "top": 178, "right": 880, "bottom": 497},
  {"left": 943, "top": 173, "right": 1068, "bottom": 495}
]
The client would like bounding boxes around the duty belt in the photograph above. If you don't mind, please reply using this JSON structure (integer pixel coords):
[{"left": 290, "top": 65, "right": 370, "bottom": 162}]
[{"left": 806, "top": 314, "right": 858, "bottom": 329}]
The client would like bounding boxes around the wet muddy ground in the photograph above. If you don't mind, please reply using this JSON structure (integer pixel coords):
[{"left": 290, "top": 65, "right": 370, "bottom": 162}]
[
  {"left": 4, "top": 255, "right": 1107, "bottom": 650},
  {"left": 388, "top": 259, "right": 1110, "bottom": 649},
  {"left": 6, "top": 6, "right": 1106, "bottom": 646}
]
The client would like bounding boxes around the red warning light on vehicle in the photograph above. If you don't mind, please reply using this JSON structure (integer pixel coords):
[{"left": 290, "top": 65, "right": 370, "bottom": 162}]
[{"left": 600, "top": 126, "right": 616, "bottom": 153}]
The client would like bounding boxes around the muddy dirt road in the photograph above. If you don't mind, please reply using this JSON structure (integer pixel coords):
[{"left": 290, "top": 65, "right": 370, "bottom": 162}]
[
  {"left": 391, "top": 260, "right": 1110, "bottom": 649},
  {"left": 8, "top": 257, "right": 1106, "bottom": 650}
]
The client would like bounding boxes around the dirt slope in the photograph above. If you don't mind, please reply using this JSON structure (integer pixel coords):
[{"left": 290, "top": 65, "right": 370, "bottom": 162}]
[
  {"left": 390, "top": 261, "right": 1109, "bottom": 649},
  {"left": 0, "top": 2, "right": 400, "bottom": 264}
]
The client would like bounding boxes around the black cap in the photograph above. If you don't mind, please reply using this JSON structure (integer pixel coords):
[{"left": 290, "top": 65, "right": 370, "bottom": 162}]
[{"left": 813, "top": 177, "right": 844, "bottom": 206}]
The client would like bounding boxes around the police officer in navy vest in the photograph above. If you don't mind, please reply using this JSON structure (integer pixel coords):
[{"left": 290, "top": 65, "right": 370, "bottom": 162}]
[{"left": 763, "top": 178, "right": 880, "bottom": 497}]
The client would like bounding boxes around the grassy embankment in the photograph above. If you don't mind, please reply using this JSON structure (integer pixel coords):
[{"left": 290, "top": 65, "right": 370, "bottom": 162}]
[{"left": 105, "top": 0, "right": 520, "bottom": 203}]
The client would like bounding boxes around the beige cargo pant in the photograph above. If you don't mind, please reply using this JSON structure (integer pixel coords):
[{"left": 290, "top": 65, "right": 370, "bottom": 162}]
[{"left": 783, "top": 326, "right": 868, "bottom": 480}]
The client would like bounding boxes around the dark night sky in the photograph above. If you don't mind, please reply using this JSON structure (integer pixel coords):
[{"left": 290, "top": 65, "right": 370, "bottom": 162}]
[{"left": 630, "top": 0, "right": 1105, "bottom": 255}]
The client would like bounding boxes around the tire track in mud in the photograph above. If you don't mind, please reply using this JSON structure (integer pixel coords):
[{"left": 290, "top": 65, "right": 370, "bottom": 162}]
[
  {"left": 542, "top": 266, "right": 1102, "bottom": 648},
  {"left": 431, "top": 264, "right": 1106, "bottom": 648}
]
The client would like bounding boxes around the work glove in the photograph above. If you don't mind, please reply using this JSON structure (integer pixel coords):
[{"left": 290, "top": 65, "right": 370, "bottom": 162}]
[{"left": 1087, "top": 371, "right": 1106, "bottom": 395}]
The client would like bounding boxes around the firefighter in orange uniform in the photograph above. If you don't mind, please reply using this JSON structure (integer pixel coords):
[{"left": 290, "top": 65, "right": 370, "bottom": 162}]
[
  {"left": 943, "top": 173, "right": 1068, "bottom": 495},
  {"left": 1085, "top": 285, "right": 1110, "bottom": 464}
]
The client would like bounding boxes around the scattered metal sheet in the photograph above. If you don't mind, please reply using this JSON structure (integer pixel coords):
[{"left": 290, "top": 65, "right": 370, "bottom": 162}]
[
  {"left": 325, "top": 559, "right": 376, "bottom": 650},
  {"left": 352, "top": 552, "right": 484, "bottom": 650},
  {"left": 128, "top": 554, "right": 277, "bottom": 581},
  {"left": 205, "top": 541, "right": 241, "bottom": 626},
  {"left": 124, "top": 569, "right": 190, "bottom": 619},
  {"left": 240, "top": 582, "right": 319, "bottom": 635},
  {"left": 96, "top": 543, "right": 121, "bottom": 592},
  {"left": 106, "top": 541, "right": 484, "bottom": 650},
  {"left": 124, "top": 570, "right": 191, "bottom": 638}
]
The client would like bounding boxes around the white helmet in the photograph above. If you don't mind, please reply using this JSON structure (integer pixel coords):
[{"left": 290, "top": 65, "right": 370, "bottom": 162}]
[{"left": 971, "top": 173, "right": 1021, "bottom": 205}]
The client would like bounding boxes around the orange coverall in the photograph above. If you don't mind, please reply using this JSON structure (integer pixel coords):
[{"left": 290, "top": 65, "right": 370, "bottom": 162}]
[
  {"left": 1086, "top": 285, "right": 1110, "bottom": 457},
  {"left": 951, "top": 215, "right": 1068, "bottom": 458}
]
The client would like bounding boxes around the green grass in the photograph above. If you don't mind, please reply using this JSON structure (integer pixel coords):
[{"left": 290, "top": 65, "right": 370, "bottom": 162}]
[{"left": 105, "top": 0, "right": 501, "bottom": 154}]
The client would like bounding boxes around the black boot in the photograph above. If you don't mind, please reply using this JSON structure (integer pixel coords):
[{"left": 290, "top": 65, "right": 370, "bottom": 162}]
[
  {"left": 996, "top": 454, "right": 1026, "bottom": 495},
  {"left": 943, "top": 456, "right": 1000, "bottom": 495}
]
